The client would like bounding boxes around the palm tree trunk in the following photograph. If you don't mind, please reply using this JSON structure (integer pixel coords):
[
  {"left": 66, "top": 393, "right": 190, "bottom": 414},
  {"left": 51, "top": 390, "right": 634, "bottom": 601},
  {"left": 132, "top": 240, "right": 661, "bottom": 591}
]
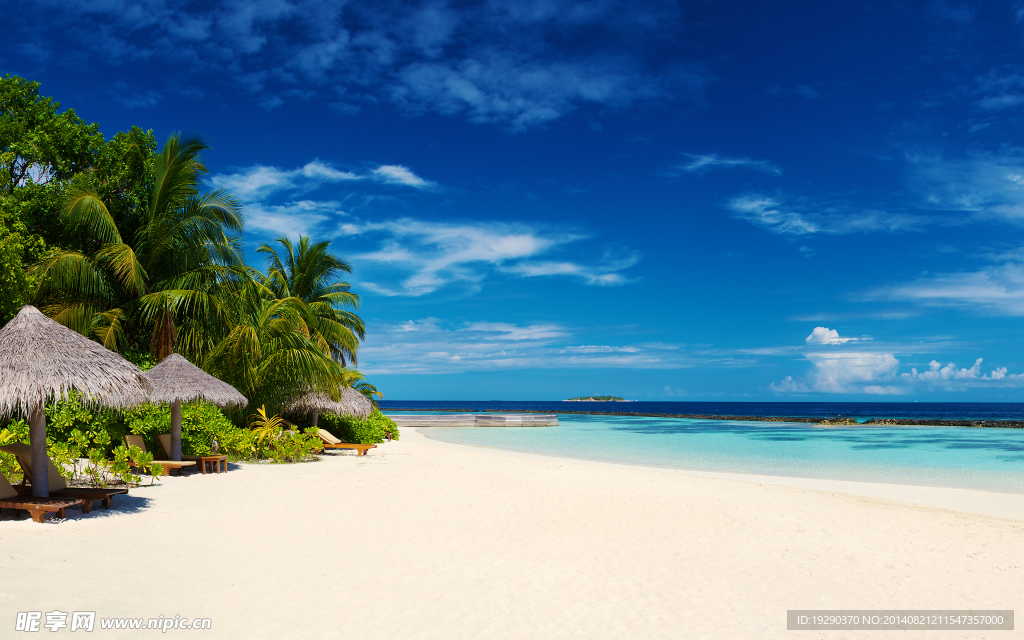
[
  {"left": 170, "top": 400, "right": 182, "bottom": 461},
  {"left": 29, "top": 402, "right": 49, "bottom": 497},
  {"left": 311, "top": 409, "right": 319, "bottom": 428}
]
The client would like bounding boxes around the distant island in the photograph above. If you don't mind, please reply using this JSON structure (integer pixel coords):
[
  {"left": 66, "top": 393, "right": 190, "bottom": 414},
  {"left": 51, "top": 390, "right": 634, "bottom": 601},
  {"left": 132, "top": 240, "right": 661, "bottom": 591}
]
[{"left": 564, "top": 396, "right": 630, "bottom": 402}]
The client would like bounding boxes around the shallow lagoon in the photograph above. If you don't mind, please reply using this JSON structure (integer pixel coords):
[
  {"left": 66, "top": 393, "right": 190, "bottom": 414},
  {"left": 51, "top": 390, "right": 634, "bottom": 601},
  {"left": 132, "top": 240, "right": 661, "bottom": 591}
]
[{"left": 409, "top": 414, "right": 1024, "bottom": 493}]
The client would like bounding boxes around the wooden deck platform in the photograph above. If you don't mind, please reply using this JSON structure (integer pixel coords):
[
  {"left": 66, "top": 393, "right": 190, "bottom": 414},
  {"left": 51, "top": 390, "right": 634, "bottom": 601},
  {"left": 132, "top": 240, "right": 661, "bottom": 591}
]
[{"left": 387, "top": 414, "right": 559, "bottom": 427}]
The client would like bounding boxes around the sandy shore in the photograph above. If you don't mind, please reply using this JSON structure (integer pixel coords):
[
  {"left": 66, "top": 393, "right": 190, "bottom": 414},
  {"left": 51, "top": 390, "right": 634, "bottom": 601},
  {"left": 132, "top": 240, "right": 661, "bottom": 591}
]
[{"left": 2, "top": 427, "right": 1023, "bottom": 638}]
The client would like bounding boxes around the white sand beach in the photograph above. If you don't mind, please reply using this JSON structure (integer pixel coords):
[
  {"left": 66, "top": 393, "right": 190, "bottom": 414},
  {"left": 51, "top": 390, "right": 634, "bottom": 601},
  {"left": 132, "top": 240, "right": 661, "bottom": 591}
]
[{"left": 2, "top": 427, "right": 1023, "bottom": 639}]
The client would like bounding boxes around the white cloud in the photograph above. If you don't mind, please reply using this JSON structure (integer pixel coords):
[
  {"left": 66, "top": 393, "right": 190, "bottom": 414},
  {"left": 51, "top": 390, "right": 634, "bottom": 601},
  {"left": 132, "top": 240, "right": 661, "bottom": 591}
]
[
  {"left": 209, "top": 161, "right": 429, "bottom": 200},
  {"left": 389, "top": 54, "right": 680, "bottom": 130},
  {"left": 908, "top": 149, "right": 1024, "bottom": 223},
  {"left": 773, "top": 340, "right": 1024, "bottom": 395},
  {"left": 807, "top": 330, "right": 842, "bottom": 345},
  {"left": 371, "top": 165, "right": 434, "bottom": 188},
  {"left": 674, "top": 153, "right": 782, "bottom": 176},
  {"left": 728, "top": 194, "right": 927, "bottom": 236},
  {"left": 357, "top": 319, "right": 695, "bottom": 374},
  {"left": 501, "top": 251, "right": 641, "bottom": 286},
  {"left": 347, "top": 219, "right": 585, "bottom": 295},
  {"left": 975, "top": 67, "right": 1024, "bottom": 110},
  {"left": 771, "top": 352, "right": 904, "bottom": 395},
  {"left": 805, "top": 327, "right": 861, "bottom": 345},
  {"left": 217, "top": 161, "right": 640, "bottom": 296},
  {"left": 244, "top": 199, "right": 338, "bottom": 238},
  {"left": 870, "top": 261, "right": 1024, "bottom": 315},
  {"left": 461, "top": 322, "right": 570, "bottom": 341},
  {"left": 901, "top": 358, "right": 989, "bottom": 381},
  {"left": 26, "top": 0, "right": 699, "bottom": 130}
]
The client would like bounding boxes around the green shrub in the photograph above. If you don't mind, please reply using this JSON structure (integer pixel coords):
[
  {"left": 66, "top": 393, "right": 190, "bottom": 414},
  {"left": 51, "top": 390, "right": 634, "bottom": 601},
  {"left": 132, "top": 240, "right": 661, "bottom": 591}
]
[
  {"left": 0, "top": 396, "right": 322, "bottom": 475},
  {"left": 319, "top": 409, "right": 398, "bottom": 444},
  {"left": 375, "top": 411, "right": 399, "bottom": 441},
  {"left": 124, "top": 402, "right": 236, "bottom": 457}
]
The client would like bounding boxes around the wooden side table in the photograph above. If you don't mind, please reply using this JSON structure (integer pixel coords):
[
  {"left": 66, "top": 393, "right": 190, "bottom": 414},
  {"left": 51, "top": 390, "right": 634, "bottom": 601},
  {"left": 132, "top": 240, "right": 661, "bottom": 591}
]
[{"left": 196, "top": 455, "right": 228, "bottom": 474}]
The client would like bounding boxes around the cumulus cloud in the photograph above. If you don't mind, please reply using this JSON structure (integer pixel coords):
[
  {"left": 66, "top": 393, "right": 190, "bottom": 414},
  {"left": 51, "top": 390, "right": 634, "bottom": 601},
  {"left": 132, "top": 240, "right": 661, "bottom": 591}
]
[
  {"left": 18, "top": 0, "right": 702, "bottom": 130},
  {"left": 771, "top": 352, "right": 904, "bottom": 395},
  {"left": 673, "top": 153, "right": 782, "bottom": 176},
  {"left": 773, "top": 345, "right": 1024, "bottom": 395},
  {"left": 727, "top": 194, "right": 926, "bottom": 236},
  {"left": 805, "top": 327, "right": 861, "bottom": 345}
]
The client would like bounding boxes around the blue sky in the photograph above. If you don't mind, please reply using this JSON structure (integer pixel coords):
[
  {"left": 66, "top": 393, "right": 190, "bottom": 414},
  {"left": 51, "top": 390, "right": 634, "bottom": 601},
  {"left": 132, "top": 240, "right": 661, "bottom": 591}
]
[{"left": 6, "top": 0, "right": 1024, "bottom": 400}]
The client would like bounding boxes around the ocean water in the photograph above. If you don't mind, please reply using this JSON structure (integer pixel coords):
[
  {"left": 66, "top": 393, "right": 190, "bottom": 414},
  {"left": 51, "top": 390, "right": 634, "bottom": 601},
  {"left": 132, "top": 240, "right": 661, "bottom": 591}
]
[
  {"left": 379, "top": 400, "right": 1024, "bottom": 421},
  {"left": 382, "top": 408, "right": 1024, "bottom": 493}
]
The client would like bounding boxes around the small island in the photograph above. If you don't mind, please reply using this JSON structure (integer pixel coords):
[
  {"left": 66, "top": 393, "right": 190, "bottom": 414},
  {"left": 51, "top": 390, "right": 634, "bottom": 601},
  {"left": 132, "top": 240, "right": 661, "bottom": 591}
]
[{"left": 564, "top": 396, "right": 628, "bottom": 402}]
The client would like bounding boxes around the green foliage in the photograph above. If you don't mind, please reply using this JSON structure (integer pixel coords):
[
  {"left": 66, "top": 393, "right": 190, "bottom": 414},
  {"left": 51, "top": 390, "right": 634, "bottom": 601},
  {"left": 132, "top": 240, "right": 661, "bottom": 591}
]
[
  {"left": 124, "top": 401, "right": 319, "bottom": 463},
  {"left": 319, "top": 409, "right": 397, "bottom": 445},
  {"left": 0, "top": 210, "right": 45, "bottom": 324},
  {"left": 0, "top": 422, "right": 28, "bottom": 482},
  {"left": 376, "top": 410, "right": 399, "bottom": 441},
  {"left": 248, "top": 405, "right": 285, "bottom": 446},
  {"left": 124, "top": 401, "right": 235, "bottom": 457},
  {"left": 33, "top": 130, "right": 243, "bottom": 357},
  {"left": 0, "top": 410, "right": 156, "bottom": 488},
  {"left": 122, "top": 350, "right": 158, "bottom": 371},
  {"left": 258, "top": 236, "right": 365, "bottom": 366},
  {"left": 205, "top": 282, "right": 349, "bottom": 414}
]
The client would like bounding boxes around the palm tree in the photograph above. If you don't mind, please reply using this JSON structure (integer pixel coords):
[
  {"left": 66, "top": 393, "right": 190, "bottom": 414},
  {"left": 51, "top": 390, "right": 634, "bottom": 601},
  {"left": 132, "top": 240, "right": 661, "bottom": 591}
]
[
  {"left": 32, "top": 133, "right": 243, "bottom": 360},
  {"left": 341, "top": 368, "right": 383, "bottom": 409},
  {"left": 204, "top": 277, "right": 347, "bottom": 414},
  {"left": 257, "top": 236, "right": 364, "bottom": 365}
]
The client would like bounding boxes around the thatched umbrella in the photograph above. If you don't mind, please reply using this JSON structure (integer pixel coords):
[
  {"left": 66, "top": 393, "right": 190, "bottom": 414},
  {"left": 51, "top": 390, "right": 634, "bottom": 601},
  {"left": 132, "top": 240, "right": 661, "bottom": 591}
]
[
  {"left": 144, "top": 353, "right": 247, "bottom": 461},
  {"left": 0, "top": 306, "right": 152, "bottom": 497},
  {"left": 284, "top": 386, "right": 372, "bottom": 427}
]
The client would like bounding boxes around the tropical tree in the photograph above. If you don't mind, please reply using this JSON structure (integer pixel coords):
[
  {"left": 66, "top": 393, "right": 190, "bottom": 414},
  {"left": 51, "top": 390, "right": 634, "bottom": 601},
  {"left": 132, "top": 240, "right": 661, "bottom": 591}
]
[
  {"left": 32, "top": 133, "right": 244, "bottom": 359},
  {"left": 0, "top": 74, "right": 107, "bottom": 324},
  {"left": 340, "top": 368, "right": 383, "bottom": 408},
  {"left": 257, "top": 236, "right": 364, "bottom": 365},
  {"left": 204, "top": 277, "right": 347, "bottom": 415}
]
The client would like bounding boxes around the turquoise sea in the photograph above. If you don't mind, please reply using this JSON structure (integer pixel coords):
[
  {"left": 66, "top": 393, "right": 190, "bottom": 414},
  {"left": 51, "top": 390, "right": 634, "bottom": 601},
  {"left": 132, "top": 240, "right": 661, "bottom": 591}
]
[{"left": 396, "top": 413, "right": 1024, "bottom": 493}]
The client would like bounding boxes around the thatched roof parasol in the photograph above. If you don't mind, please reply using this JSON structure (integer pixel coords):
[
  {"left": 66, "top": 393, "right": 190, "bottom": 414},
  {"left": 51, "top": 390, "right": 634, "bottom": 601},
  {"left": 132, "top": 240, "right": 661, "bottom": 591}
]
[
  {"left": 339, "top": 386, "right": 372, "bottom": 420},
  {"left": 144, "top": 353, "right": 247, "bottom": 461},
  {"left": 0, "top": 305, "right": 152, "bottom": 496},
  {"left": 284, "top": 385, "right": 372, "bottom": 427},
  {"left": 146, "top": 354, "right": 246, "bottom": 407}
]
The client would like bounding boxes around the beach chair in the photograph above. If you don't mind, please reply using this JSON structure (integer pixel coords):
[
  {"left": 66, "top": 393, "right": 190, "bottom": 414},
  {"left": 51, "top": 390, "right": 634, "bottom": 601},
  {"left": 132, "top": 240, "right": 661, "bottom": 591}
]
[
  {"left": 0, "top": 472, "right": 86, "bottom": 522},
  {"left": 0, "top": 443, "right": 126, "bottom": 511},
  {"left": 123, "top": 435, "right": 195, "bottom": 476},
  {"left": 316, "top": 429, "right": 376, "bottom": 456}
]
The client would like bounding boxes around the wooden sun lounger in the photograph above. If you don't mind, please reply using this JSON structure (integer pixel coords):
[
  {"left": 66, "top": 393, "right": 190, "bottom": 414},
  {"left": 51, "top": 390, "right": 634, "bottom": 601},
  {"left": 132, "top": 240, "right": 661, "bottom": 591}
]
[
  {"left": 316, "top": 429, "right": 377, "bottom": 456},
  {"left": 123, "top": 436, "right": 196, "bottom": 475},
  {"left": 1, "top": 473, "right": 87, "bottom": 522},
  {"left": 0, "top": 443, "right": 127, "bottom": 510}
]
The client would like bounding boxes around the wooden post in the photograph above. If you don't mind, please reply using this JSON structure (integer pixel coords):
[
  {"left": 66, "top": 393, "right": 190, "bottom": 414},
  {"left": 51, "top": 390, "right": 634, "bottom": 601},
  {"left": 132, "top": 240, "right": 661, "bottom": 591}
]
[
  {"left": 28, "top": 402, "right": 48, "bottom": 497},
  {"left": 170, "top": 400, "right": 182, "bottom": 461},
  {"left": 311, "top": 409, "right": 319, "bottom": 428}
]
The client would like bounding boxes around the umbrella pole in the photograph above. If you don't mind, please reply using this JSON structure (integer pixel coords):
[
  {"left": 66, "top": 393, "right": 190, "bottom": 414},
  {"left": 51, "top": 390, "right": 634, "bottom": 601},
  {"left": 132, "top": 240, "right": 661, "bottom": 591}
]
[
  {"left": 311, "top": 409, "right": 319, "bottom": 428},
  {"left": 170, "top": 400, "right": 182, "bottom": 461},
  {"left": 28, "top": 402, "right": 49, "bottom": 497}
]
